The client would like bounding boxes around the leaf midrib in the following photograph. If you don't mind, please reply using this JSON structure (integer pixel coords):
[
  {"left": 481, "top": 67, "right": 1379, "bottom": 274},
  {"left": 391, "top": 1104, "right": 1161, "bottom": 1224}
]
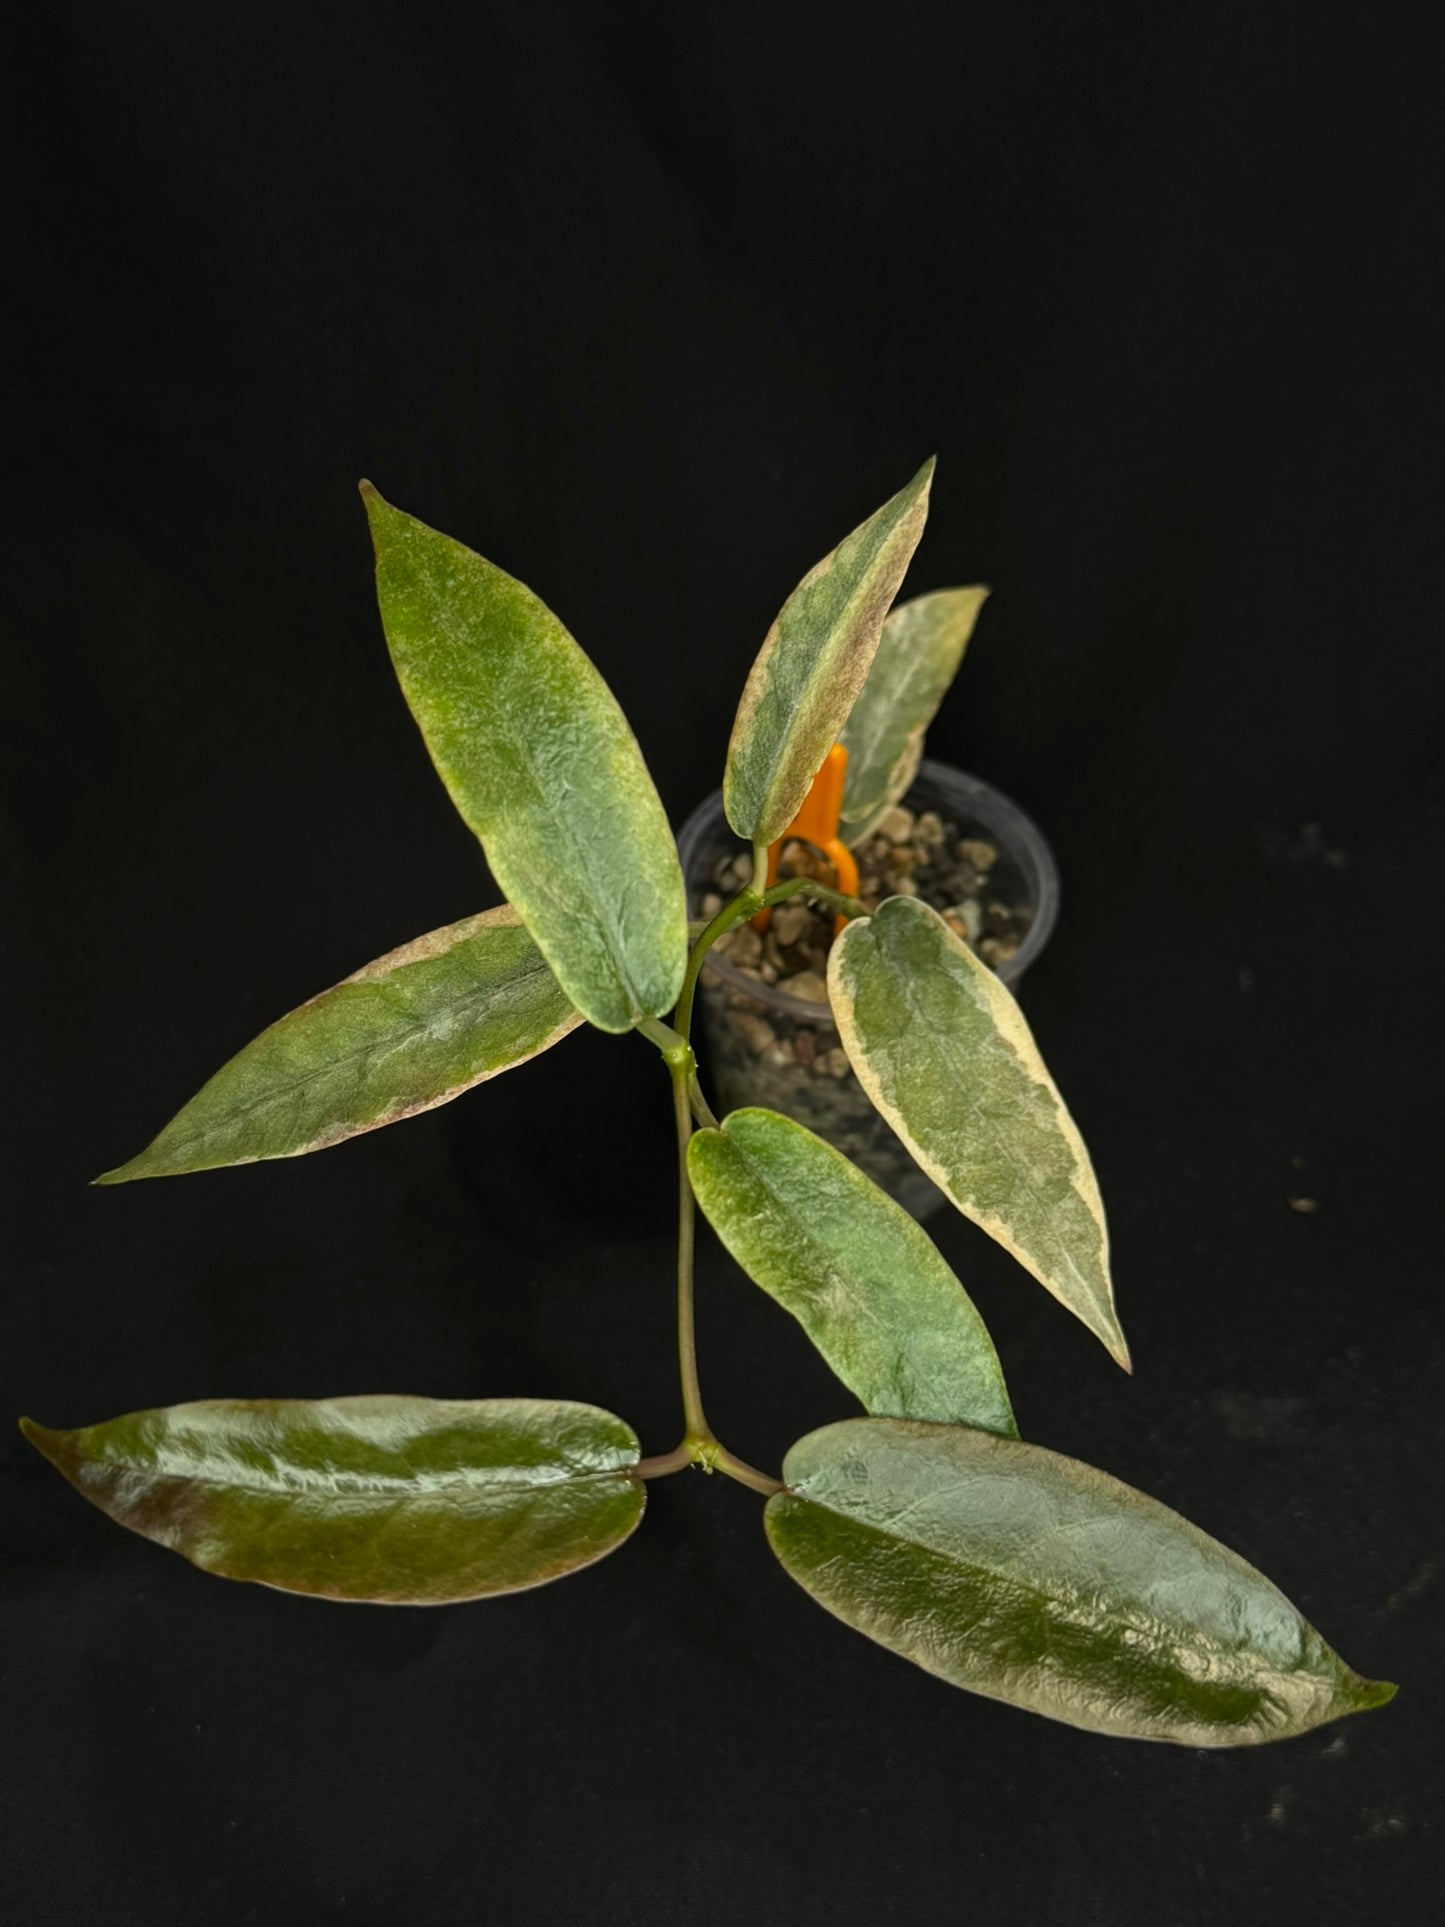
[
  {"left": 725, "top": 1141, "right": 906, "bottom": 1346},
  {"left": 854, "top": 913, "right": 1088, "bottom": 1290},
  {"left": 155, "top": 949, "right": 563, "bottom": 1156},
  {"left": 842, "top": 624, "right": 932, "bottom": 796},
  {"left": 421, "top": 580, "right": 657, "bottom": 1022},
  {"left": 756, "top": 514, "right": 913, "bottom": 824},
  {"left": 89, "top": 1453, "right": 635, "bottom": 1500},
  {"left": 787, "top": 1486, "right": 1270, "bottom": 1686}
]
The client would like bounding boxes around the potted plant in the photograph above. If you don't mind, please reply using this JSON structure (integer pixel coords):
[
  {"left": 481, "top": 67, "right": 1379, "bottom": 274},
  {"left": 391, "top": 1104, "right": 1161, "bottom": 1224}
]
[
  {"left": 21, "top": 460, "right": 1396, "bottom": 1747},
  {"left": 677, "top": 582, "right": 1058, "bottom": 1217}
]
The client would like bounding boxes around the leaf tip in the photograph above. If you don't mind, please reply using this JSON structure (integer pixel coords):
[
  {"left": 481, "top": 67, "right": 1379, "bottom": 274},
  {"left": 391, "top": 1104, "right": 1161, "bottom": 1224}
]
[
  {"left": 18, "top": 1415, "right": 62, "bottom": 1462},
  {"left": 1354, "top": 1676, "right": 1399, "bottom": 1712},
  {"left": 907, "top": 454, "right": 937, "bottom": 502},
  {"left": 357, "top": 478, "right": 391, "bottom": 533},
  {"left": 93, "top": 1148, "right": 157, "bottom": 1184}
]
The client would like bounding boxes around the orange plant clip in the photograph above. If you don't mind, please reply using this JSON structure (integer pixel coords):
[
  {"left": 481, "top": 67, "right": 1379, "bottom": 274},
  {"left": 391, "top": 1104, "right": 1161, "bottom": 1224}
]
[{"left": 751, "top": 743, "right": 859, "bottom": 938}]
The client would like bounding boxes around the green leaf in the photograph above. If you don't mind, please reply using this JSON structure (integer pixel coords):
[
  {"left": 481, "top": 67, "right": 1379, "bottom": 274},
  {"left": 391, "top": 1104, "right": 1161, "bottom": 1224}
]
[
  {"left": 838, "top": 587, "right": 989, "bottom": 844},
  {"left": 97, "top": 907, "right": 582, "bottom": 1183},
  {"left": 829, "top": 896, "right": 1128, "bottom": 1368},
  {"left": 766, "top": 1418, "right": 1396, "bottom": 1746},
  {"left": 723, "top": 460, "right": 935, "bottom": 847},
  {"left": 22, "top": 1396, "right": 646, "bottom": 1604},
  {"left": 362, "top": 485, "right": 686, "bottom": 1033},
  {"left": 687, "top": 1108, "right": 1015, "bottom": 1435}
]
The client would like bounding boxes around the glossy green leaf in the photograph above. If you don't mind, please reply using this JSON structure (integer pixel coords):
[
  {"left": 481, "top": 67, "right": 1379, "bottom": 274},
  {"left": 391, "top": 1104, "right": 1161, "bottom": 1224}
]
[
  {"left": 362, "top": 485, "right": 686, "bottom": 1033},
  {"left": 838, "top": 587, "right": 989, "bottom": 844},
  {"left": 723, "top": 460, "right": 935, "bottom": 846},
  {"left": 22, "top": 1396, "right": 645, "bottom": 1603},
  {"left": 688, "top": 1108, "right": 1015, "bottom": 1435},
  {"left": 829, "top": 896, "right": 1128, "bottom": 1368},
  {"left": 767, "top": 1418, "right": 1395, "bottom": 1746},
  {"left": 97, "top": 907, "right": 582, "bottom": 1183}
]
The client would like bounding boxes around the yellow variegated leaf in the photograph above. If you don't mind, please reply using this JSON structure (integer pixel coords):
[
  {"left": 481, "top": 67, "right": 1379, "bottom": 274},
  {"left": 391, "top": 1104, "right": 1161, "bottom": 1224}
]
[
  {"left": 839, "top": 587, "right": 989, "bottom": 844},
  {"left": 98, "top": 907, "right": 582, "bottom": 1182},
  {"left": 724, "top": 462, "right": 935, "bottom": 847},
  {"left": 828, "top": 896, "right": 1127, "bottom": 1367}
]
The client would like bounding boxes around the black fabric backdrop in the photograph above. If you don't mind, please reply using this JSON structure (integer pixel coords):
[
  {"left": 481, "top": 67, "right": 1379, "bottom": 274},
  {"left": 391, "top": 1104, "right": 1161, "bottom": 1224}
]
[{"left": 3, "top": 3, "right": 1441, "bottom": 1922}]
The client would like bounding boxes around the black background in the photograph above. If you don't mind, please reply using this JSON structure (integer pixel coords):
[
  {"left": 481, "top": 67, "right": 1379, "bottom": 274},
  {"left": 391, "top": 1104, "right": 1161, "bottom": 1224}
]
[{"left": 4, "top": 3, "right": 1442, "bottom": 1922}]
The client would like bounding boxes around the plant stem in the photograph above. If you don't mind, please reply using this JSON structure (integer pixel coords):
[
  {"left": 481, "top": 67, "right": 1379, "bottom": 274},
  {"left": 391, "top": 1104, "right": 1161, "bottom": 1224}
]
[
  {"left": 673, "top": 874, "right": 868, "bottom": 1044},
  {"left": 763, "top": 873, "right": 870, "bottom": 921},
  {"left": 657, "top": 1022, "right": 782, "bottom": 1499},
  {"left": 638, "top": 1014, "right": 687, "bottom": 1056},
  {"left": 635, "top": 1438, "right": 782, "bottom": 1497},
  {"left": 670, "top": 1060, "right": 708, "bottom": 1442},
  {"left": 637, "top": 872, "right": 846, "bottom": 1504},
  {"left": 710, "top": 1446, "right": 784, "bottom": 1498},
  {"left": 687, "top": 1075, "right": 719, "bottom": 1130}
]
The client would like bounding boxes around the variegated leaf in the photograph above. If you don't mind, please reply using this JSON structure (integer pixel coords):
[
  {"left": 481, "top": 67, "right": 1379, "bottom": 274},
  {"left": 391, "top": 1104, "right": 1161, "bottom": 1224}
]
[
  {"left": 828, "top": 896, "right": 1127, "bottom": 1367},
  {"left": 362, "top": 485, "right": 686, "bottom": 1032},
  {"left": 723, "top": 461, "right": 935, "bottom": 847},
  {"left": 767, "top": 1419, "right": 1395, "bottom": 1746},
  {"left": 839, "top": 587, "right": 989, "bottom": 844},
  {"left": 98, "top": 907, "right": 581, "bottom": 1182},
  {"left": 688, "top": 1107, "right": 1015, "bottom": 1435}
]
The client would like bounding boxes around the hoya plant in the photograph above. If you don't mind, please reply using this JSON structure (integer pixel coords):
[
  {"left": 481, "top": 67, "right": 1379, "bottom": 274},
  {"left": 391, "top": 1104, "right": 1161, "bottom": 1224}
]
[{"left": 24, "top": 462, "right": 1395, "bottom": 1748}]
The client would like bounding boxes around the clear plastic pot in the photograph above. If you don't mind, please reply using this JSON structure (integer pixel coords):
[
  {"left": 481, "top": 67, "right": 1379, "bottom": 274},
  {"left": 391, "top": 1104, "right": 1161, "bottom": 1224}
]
[{"left": 675, "top": 760, "right": 1060, "bottom": 1219}]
